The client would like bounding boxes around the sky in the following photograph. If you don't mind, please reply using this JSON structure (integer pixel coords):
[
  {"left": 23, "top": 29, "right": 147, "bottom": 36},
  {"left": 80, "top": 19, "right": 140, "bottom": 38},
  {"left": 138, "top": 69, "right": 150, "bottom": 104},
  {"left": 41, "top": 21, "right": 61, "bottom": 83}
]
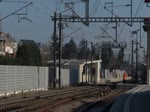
[{"left": 0, "top": 0, "right": 149, "bottom": 62}]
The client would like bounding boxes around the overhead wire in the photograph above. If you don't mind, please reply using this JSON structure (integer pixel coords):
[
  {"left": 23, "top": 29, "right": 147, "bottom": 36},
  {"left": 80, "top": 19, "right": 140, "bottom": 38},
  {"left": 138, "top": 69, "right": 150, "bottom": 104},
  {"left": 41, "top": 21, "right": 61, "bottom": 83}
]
[
  {"left": 1, "top": 0, "right": 51, "bottom": 30},
  {"left": 69, "top": 23, "right": 92, "bottom": 40},
  {"left": 89, "top": 0, "right": 106, "bottom": 43},
  {"left": 62, "top": 1, "right": 93, "bottom": 40},
  {"left": 135, "top": 0, "right": 143, "bottom": 17},
  {"left": 62, "top": 0, "right": 103, "bottom": 43},
  {"left": 36, "top": 0, "right": 55, "bottom": 12},
  {"left": 0, "top": 0, "right": 52, "bottom": 42},
  {"left": 0, "top": 2, "right": 32, "bottom": 21},
  {"left": 1, "top": 0, "right": 26, "bottom": 3},
  {"left": 91, "top": 0, "right": 101, "bottom": 17},
  {"left": 17, "top": 0, "right": 53, "bottom": 16},
  {"left": 118, "top": 0, "right": 143, "bottom": 41},
  {"left": 31, "top": 4, "right": 51, "bottom": 16},
  {"left": 90, "top": 0, "right": 98, "bottom": 16},
  {"left": 60, "top": 0, "right": 103, "bottom": 43}
]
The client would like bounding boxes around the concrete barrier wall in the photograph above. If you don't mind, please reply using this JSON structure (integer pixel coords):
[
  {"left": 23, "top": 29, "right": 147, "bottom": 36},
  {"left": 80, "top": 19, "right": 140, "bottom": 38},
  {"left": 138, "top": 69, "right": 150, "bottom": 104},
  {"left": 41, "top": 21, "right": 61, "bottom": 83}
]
[
  {"left": 55, "top": 68, "right": 79, "bottom": 87},
  {"left": 0, "top": 65, "right": 129, "bottom": 96},
  {"left": 0, "top": 65, "right": 48, "bottom": 96},
  {"left": 101, "top": 69, "right": 126, "bottom": 80}
]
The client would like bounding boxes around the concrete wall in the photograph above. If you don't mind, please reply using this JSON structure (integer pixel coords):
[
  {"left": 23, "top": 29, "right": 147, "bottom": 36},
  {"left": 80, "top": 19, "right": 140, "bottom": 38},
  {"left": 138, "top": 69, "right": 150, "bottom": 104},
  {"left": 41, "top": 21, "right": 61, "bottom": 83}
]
[
  {"left": 78, "top": 61, "right": 102, "bottom": 83},
  {"left": 101, "top": 69, "right": 126, "bottom": 80},
  {"left": 55, "top": 68, "right": 79, "bottom": 87},
  {"left": 0, "top": 65, "right": 48, "bottom": 96},
  {"left": 0, "top": 65, "right": 130, "bottom": 96}
]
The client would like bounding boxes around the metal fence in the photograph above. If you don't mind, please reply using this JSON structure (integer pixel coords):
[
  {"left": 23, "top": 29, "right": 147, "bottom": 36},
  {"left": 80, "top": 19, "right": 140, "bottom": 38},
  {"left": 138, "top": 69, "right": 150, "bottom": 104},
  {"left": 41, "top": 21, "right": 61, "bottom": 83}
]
[{"left": 0, "top": 65, "right": 48, "bottom": 96}]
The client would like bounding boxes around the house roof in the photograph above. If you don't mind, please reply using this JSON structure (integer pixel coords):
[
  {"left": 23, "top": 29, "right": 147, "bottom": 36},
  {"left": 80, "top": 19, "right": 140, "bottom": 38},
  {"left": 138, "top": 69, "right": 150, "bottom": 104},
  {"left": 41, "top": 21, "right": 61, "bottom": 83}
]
[
  {"left": 0, "top": 36, "right": 6, "bottom": 41},
  {"left": 1, "top": 32, "right": 16, "bottom": 43},
  {"left": 7, "top": 35, "right": 16, "bottom": 42}
]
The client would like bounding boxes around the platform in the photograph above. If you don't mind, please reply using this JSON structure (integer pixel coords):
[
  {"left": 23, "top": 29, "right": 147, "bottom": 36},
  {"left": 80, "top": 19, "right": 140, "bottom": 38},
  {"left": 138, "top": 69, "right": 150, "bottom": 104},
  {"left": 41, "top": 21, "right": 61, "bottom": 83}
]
[
  {"left": 110, "top": 77, "right": 131, "bottom": 82},
  {"left": 110, "top": 85, "right": 150, "bottom": 112}
]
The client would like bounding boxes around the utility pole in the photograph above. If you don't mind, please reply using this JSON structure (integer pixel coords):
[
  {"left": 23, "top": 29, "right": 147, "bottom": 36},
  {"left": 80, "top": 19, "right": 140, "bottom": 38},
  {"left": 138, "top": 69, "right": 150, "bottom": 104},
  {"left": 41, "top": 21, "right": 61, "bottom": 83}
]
[
  {"left": 90, "top": 42, "right": 93, "bottom": 83},
  {"left": 132, "top": 30, "right": 139, "bottom": 83},
  {"left": 58, "top": 13, "right": 62, "bottom": 88},
  {"left": 143, "top": 18, "right": 150, "bottom": 85},
  {"left": 115, "top": 21, "right": 118, "bottom": 42},
  {"left": 86, "top": 40, "right": 88, "bottom": 83},
  {"left": 147, "top": 31, "right": 150, "bottom": 85},
  {"left": 85, "top": 0, "right": 89, "bottom": 25},
  {"left": 131, "top": 40, "right": 134, "bottom": 82},
  {"left": 131, "top": 0, "right": 133, "bottom": 26},
  {"left": 143, "top": 48, "right": 145, "bottom": 63},
  {"left": 53, "top": 12, "right": 57, "bottom": 89},
  {"left": 135, "top": 32, "right": 138, "bottom": 83}
]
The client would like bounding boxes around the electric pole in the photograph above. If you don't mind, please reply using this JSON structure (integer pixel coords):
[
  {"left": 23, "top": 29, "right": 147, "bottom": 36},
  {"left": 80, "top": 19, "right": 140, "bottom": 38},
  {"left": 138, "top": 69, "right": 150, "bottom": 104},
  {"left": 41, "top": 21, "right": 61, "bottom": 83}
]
[
  {"left": 90, "top": 42, "right": 93, "bottom": 83},
  {"left": 85, "top": 40, "right": 88, "bottom": 83},
  {"left": 115, "top": 21, "right": 118, "bottom": 42},
  {"left": 143, "top": 17, "right": 150, "bottom": 85},
  {"left": 131, "top": 40, "right": 134, "bottom": 82},
  {"left": 147, "top": 31, "right": 150, "bottom": 85},
  {"left": 53, "top": 12, "right": 57, "bottom": 89},
  {"left": 58, "top": 13, "right": 62, "bottom": 88},
  {"left": 131, "top": 0, "right": 133, "bottom": 26},
  {"left": 135, "top": 32, "right": 138, "bottom": 83}
]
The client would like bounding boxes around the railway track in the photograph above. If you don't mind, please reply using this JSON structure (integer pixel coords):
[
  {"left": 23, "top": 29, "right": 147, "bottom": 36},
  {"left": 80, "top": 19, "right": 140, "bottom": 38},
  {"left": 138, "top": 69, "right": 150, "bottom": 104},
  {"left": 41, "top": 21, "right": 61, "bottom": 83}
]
[
  {"left": 0, "top": 86, "right": 101, "bottom": 112},
  {"left": 0, "top": 86, "right": 128, "bottom": 112},
  {"left": 0, "top": 86, "right": 90, "bottom": 104},
  {"left": 79, "top": 89, "right": 127, "bottom": 112},
  {"left": 1, "top": 86, "right": 100, "bottom": 104}
]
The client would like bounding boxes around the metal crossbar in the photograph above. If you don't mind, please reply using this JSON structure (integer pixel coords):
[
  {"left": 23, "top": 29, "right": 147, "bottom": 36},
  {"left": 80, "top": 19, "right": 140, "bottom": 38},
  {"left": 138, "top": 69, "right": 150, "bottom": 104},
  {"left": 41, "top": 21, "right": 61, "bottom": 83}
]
[{"left": 52, "top": 17, "right": 145, "bottom": 23}]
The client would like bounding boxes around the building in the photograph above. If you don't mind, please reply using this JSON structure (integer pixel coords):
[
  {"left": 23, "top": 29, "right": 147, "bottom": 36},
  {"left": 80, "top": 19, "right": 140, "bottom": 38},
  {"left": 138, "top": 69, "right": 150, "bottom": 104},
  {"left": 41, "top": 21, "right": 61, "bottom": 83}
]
[
  {"left": 0, "top": 32, "right": 17, "bottom": 57},
  {"left": 0, "top": 35, "right": 6, "bottom": 55},
  {"left": 48, "top": 59, "right": 102, "bottom": 84},
  {"left": 62, "top": 60, "right": 102, "bottom": 83}
]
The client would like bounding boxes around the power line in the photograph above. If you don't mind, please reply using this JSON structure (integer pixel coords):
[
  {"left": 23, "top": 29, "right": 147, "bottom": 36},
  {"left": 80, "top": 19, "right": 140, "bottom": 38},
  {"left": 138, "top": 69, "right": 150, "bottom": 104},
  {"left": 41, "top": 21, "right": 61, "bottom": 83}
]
[
  {"left": 36, "top": 0, "right": 55, "bottom": 12},
  {"left": 0, "top": 0, "right": 27, "bottom": 3},
  {"left": 91, "top": 0, "right": 101, "bottom": 17},
  {"left": 135, "top": 0, "right": 143, "bottom": 17},
  {"left": 31, "top": 4, "right": 51, "bottom": 16},
  {"left": 90, "top": 0, "right": 98, "bottom": 16},
  {"left": 63, "top": 27, "right": 81, "bottom": 39},
  {"left": 117, "top": 0, "right": 144, "bottom": 41},
  {"left": 0, "top": 2, "right": 32, "bottom": 21}
]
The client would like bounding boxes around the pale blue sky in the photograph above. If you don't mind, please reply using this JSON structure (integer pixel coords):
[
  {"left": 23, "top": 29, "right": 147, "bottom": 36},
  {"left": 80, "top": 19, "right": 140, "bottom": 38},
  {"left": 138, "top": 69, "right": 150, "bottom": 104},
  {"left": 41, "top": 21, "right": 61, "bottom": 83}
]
[{"left": 0, "top": 0, "right": 149, "bottom": 61}]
